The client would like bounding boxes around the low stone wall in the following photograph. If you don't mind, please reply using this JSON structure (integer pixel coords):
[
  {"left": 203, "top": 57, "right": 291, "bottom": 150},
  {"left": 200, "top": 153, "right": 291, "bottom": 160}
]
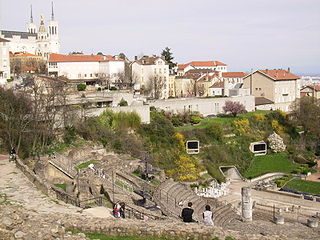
[
  {"left": 15, "top": 158, "right": 55, "bottom": 198},
  {"left": 64, "top": 217, "right": 297, "bottom": 240}
]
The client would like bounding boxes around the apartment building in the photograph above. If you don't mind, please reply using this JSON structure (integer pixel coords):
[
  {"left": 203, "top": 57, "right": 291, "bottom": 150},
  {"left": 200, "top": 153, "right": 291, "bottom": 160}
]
[
  {"left": 131, "top": 56, "right": 169, "bottom": 99},
  {"left": 243, "top": 69, "right": 300, "bottom": 111}
]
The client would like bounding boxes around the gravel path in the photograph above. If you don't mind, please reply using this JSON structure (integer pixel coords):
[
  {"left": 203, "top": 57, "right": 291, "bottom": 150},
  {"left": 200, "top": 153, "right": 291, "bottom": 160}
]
[{"left": 0, "top": 155, "right": 111, "bottom": 218}]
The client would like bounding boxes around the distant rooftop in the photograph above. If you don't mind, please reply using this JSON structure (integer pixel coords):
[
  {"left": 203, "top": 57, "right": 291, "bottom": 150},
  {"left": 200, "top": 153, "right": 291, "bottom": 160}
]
[{"left": 1, "top": 30, "right": 36, "bottom": 39}]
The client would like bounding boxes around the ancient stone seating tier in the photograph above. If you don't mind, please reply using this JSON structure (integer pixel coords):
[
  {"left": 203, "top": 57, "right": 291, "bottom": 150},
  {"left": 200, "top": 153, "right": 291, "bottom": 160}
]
[{"left": 154, "top": 180, "right": 239, "bottom": 227}]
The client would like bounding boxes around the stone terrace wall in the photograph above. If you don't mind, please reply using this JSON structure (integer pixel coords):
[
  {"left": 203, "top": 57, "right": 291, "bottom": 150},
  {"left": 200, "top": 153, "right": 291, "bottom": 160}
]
[{"left": 15, "top": 158, "right": 55, "bottom": 198}]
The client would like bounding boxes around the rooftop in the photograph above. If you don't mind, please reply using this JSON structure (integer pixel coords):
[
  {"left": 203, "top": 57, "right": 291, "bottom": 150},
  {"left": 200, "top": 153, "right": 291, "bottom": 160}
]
[
  {"left": 222, "top": 72, "right": 247, "bottom": 78},
  {"left": 49, "top": 53, "right": 120, "bottom": 63},
  {"left": 258, "top": 69, "right": 300, "bottom": 80},
  {"left": 178, "top": 60, "right": 227, "bottom": 70},
  {"left": 1, "top": 30, "right": 36, "bottom": 39}
]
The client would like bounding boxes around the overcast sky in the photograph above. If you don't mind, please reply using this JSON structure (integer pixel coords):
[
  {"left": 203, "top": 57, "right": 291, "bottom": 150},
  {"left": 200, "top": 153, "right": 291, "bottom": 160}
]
[{"left": 1, "top": 0, "right": 319, "bottom": 74}]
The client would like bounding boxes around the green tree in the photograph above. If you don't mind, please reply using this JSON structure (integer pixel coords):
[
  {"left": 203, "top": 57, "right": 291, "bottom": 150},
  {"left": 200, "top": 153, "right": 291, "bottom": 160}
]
[
  {"left": 161, "top": 47, "right": 176, "bottom": 69},
  {"left": 77, "top": 83, "right": 86, "bottom": 91}
]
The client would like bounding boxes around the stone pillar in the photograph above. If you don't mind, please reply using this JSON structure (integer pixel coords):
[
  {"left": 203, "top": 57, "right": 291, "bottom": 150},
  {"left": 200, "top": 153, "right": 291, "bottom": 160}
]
[{"left": 241, "top": 187, "right": 252, "bottom": 222}]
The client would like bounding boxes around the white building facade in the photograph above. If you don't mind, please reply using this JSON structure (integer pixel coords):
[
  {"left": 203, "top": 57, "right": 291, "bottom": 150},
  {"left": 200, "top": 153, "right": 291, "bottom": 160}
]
[
  {"left": 131, "top": 56, "right": 169, "bottom": 99},
  {"left": 0, "top": 4, "right": 60, "bottom": 59},
  {"left": 48, "top": 53, "right": 125, "bottom": 81},
  {"left": 0, "top": 38, "right": 10, "bottom": 84}
]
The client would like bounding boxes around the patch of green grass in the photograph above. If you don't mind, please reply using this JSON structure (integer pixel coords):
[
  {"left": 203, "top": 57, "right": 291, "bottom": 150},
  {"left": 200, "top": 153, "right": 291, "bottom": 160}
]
[
  {"left": 285, "top": 179, "right": 320, "bottom": 195},
  {"left": 0, "top": 194, "right": 12, "bottom": 205},
  {"left": 176, "top": 110, "right": 269, "bottom": 131},
  {"left": 150, "top": 178, "right": 160, "bottom": 186},
  {"left": 243, "top": 153, "right": 299, "bottom": 179},
  {"left": 84, "top": 201, "right": 96, "bottom": 207},
  {"left": 115, "top": 181, "right": 134, "bottom": 192},
  {"left": 50, "top": 199, "right": 60, "bottom": 204},
  {"left": 67, "top": 230, "right": 175, "bottom": 240},
  {"left": 75, "top": 159, "right": 99, "bottom": 170},
  {"left": 54, "top": 183, "right": 67, "bottom": 191}
]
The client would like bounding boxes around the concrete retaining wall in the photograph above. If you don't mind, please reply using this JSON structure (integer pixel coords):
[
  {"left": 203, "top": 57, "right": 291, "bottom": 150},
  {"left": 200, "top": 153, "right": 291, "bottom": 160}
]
[{"left": 150, "top": 95, "right": 255, "bottom": 116}]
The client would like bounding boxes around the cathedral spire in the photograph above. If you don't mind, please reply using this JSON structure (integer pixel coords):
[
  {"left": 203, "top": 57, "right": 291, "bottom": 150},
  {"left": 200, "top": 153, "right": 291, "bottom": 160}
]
[
  {"left": 30, "top": 5, "right": 33, "bottom": 23},
  {"left": 51, "top": 1, "right": 54, "bottom": 21}
]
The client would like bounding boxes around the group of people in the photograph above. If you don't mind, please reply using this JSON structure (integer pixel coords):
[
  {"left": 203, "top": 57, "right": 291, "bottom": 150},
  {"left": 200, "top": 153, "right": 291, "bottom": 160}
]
[
  {"left": 181, "top": 202, "right": 214, "bottom": 226},
  {"left": 113, "top": 202, "right": 126, "bottom": 218}
]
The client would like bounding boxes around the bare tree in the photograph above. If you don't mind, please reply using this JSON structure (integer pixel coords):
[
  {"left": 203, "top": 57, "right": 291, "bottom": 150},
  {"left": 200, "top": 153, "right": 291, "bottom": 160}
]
[
  {"left": 0, "top": 89, "right": 32, "bottom": 153},
  {"left": 146, "top": 75, "right": 165, "bottom": 99},
  {"left": 96, "top": 73, "right": 111, "bottom": 89}
]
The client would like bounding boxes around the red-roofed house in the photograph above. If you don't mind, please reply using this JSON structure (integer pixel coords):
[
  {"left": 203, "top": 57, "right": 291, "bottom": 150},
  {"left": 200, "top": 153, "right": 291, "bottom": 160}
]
[
  {"left": 243, "top": 69, "right": 300, "bottom": 111},
  {"left": 177, "top": 60, "right": 227, "bottom": 76},
  {"left": 48, "top": 53, "right": 125, "bottom": 83},
  {"left": 10, "top": 52, "right": 44, "bottom": 74},
  {"left": 300, "top": 84, "right": 320, "bottom": 99}
]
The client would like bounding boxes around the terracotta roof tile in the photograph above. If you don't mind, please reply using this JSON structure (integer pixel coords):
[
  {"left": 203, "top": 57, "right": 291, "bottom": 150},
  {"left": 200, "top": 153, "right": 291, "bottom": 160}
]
[
  {"left": 222, "top": 72, "right": 247, "bottom": 78},
  {"left": 209, "top": 81, "right": 224, "bottom": 88},
  {"left": 178, "top": 60, "right": 227, "bottom": 69},
  {"left": 48, "top": 53, "right": 119, "bottom": 63},
  {"left": 11, "top": 52, "right": 39, "bottom": 57},
  {"left": 306, "top": 84, "right": 320, "bottom": 91},
  {"left": 259, "top": 69, "right": 300, "bottom": 80}
]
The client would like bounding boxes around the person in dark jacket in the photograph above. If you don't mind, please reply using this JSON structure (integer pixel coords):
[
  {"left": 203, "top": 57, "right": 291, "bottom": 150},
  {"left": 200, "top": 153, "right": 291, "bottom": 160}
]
[{"left": 181, "top": 202, "right": 196, "bottom": 222}]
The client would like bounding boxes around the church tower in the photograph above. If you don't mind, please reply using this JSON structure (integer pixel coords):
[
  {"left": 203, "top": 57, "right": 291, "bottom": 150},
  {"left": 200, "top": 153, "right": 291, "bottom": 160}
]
[
  {"left": 48, "top": 1, "right": 60, "bottom": 54},
  {"left": 27, "top": 5, "right": 37, "bottom": 34}
]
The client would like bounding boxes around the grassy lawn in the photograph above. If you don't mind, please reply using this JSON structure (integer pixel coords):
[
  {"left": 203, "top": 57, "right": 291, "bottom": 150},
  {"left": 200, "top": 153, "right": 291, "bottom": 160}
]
[
  {"left": 176, "top": 110, "right": 269, "bottom": 131},
  {"left": 285, "top": 179, "right": 320, "bottom": 195},
  {"left": 243, "top": 153, "right": 299, "bottom": 179},
  {"left": 54, "top": 183, "right": 67, "bottom": 191},
  {"left": 75, "top": 159, "right": 99, "bottom": 170},
  {"left": 67, "top": 230, "right": 175, "bottom": 240}
]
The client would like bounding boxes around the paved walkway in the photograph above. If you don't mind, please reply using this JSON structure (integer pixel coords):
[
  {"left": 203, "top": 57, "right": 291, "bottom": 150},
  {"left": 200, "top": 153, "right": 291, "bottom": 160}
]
[
  {"left": 0, "top": 155, "right": 112, "bottom": 218},
  {"left": 219, "top": 180, "right": 320, "bottom": 216}
]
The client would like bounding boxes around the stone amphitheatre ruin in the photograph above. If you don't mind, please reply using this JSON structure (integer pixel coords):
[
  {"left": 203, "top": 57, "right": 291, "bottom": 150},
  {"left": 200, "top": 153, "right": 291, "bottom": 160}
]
[{"left": 0, "top": 145, "right": 319, "bottom": 240}]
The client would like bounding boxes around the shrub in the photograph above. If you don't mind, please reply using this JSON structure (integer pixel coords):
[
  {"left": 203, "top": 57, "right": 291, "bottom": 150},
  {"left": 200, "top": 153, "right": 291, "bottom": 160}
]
[
  {"left": 267, "top": 132, "right": 286, "bottom": 152},
  {"left": 190, "top": 115, "right": 202, "bottom": 124},
  {"left": 205, "top": 122, "right": 223, "bottom": 141},
  {"left": 77, "top": 83, "right": 86, "bottom": 91},
  {"left": 233, "top": 118, "right": 250, "bottom": 134},
  {"left": 118, "top": 98, "right": 128, "bottom": 106},
  {"left": 63, "top": 126, "right": 76, "bottom": 145},
  {"left": 167, "top": 155, "right": 200, "bottom": 181}
]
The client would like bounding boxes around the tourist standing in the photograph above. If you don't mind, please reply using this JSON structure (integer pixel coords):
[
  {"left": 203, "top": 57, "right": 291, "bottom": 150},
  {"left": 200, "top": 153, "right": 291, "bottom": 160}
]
[
  {"left": 202, "top": 205, "right": 214, "bottom": 226},
  {"left": 113, "top": 203, "right": 121, "bottom": 218},
  {"left": 120, "top": 202, "right": 126, "bottom": 218},
  {"left": 181, "top": 202, "right": 196, "bottom": 222}
]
